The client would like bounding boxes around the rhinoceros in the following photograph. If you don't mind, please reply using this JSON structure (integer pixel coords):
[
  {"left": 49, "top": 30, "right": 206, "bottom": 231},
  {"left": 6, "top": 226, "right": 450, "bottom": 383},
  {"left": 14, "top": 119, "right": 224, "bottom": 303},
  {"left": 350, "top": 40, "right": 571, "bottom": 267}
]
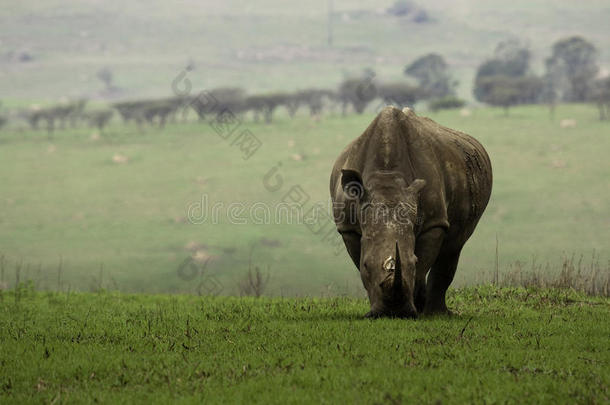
[{"left": 330, "top": 106, "right": 492, "bottom": 318}]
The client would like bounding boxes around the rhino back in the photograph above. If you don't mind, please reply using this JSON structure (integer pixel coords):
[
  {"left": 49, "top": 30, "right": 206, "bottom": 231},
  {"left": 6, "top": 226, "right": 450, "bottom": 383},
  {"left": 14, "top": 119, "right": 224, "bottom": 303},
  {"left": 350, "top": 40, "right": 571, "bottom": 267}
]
[{"left": 411, "top": 115, "right": 492, "bottom": 242}]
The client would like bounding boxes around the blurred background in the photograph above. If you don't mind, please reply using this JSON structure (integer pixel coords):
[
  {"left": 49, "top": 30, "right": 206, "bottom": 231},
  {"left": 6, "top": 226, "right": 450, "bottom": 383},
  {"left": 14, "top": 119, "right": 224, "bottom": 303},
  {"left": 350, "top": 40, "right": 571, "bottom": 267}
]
[{"left": 0, "top": 0, "right": 608, "bottom": 296}]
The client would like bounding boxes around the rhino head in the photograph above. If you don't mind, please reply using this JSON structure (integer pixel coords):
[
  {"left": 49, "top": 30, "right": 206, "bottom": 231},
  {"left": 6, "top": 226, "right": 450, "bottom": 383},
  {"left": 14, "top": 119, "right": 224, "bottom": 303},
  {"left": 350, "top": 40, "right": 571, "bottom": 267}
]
[{"left": 341, "top": 169, "right": 426, "bottom": 318}]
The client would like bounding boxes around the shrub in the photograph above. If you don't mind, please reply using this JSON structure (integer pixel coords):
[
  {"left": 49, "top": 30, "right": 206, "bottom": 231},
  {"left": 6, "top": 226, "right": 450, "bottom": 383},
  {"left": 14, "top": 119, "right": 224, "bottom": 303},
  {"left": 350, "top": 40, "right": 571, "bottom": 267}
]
[
  {"left": 283, "top": 93, "right": 303, "bottom": 118},
  {"left": 245, "top": 93, "right": 287, "bottom": 123},
  {"left": 475, "top": 75, "right": 544, "bottom": 113},
  {"left": 190, "top": 87, "right": 247, "bottom": 120},
  {"left": 85, "top": 110, "right": 114, "bottom": 131},
  {"left": 405, "top": 53, "right": 456, "bottom": 99},
  {"left": 428, "top": 96, "right": 466, "bottom": 112},
  {"left": 298, "top": 89, "right": 335, "bottom": 116},
  {"left": 589, "top": 77, "right": 610, "bottom": 120},
  {"left": 338, "top": 77, "right": 377, "bottom": 115},
  {"left": 376, "top": 82, "right": 422, "bottom": 108},
  {"left": 386, "top": 0, "right": 415, "bottom": 16}
]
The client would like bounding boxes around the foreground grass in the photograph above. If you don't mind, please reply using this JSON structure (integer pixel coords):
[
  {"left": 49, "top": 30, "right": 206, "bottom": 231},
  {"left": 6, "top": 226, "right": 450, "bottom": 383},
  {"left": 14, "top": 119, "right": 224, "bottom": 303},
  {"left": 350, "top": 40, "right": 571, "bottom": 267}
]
[{"left": 0, "top": 286, "right": 608, "bottom": 404}]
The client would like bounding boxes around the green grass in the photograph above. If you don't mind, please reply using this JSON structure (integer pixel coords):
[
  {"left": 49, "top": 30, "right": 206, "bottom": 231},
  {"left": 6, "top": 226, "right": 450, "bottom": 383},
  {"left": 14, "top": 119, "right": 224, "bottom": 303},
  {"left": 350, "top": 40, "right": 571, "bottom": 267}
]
[
  {"left": 0, "top": 285, "right": 608, "bottom": 403},
  {"left": 0, "top": 104, "right": 608, "bottom": 295}
]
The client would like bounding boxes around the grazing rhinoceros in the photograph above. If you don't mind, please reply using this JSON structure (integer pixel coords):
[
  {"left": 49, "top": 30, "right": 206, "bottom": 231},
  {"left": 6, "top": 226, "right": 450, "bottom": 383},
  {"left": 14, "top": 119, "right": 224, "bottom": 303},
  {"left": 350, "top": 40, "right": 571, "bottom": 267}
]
[{"left": 330, "top": 106, "right": 492, "bottom": 318}]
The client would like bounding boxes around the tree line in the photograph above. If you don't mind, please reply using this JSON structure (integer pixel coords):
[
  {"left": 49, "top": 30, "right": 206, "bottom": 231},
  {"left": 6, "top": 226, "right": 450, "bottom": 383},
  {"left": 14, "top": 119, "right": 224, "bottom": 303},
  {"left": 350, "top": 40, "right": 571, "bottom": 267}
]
[
  {"left": 474, "top": 36, "right": 610, "bottom": 117},
  {"left": 1, "top": 35, "right": 608, "bottom": 135}
]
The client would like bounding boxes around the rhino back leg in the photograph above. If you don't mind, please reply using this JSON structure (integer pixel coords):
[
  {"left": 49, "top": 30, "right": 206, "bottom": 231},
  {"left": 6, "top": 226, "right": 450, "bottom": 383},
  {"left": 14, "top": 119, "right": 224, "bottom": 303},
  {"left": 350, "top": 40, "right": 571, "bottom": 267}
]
[{"left": 424, "top": 247, "right": 462, "bottom": 315}]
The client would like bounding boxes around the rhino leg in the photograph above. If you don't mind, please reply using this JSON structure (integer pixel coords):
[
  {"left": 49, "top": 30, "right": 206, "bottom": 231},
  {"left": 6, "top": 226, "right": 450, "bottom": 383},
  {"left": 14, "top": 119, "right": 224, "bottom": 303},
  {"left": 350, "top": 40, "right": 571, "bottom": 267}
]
[
  {"left": 424, "top": 248, "right": 462, "bottom": 315},
  {"left": 341, "top": 233, "right": 361, "bottom": 271},
  {"left": 413, "top": 228, "right": 445, "bottom": 313}
]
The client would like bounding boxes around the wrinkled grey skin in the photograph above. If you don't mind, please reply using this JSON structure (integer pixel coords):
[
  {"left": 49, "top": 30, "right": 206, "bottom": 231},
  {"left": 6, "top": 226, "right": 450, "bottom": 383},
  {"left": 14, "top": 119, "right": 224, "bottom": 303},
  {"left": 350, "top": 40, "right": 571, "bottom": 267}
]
[{"left": 330, "top": 106, "right": 492, "bottom": 318}]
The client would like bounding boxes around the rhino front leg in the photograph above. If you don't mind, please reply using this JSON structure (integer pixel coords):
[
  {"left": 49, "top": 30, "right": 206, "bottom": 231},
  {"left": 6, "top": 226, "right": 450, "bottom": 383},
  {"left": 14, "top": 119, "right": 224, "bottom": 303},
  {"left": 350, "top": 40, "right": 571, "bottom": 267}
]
[
  {"left": 424, "top": 248, "right": 462, "bottom": 315},
  {"left": 340, "top": 232, "right": 362, "bottom": 271},
  {"left": 413, "top": 228, "right": 445, "bottom": 313}
]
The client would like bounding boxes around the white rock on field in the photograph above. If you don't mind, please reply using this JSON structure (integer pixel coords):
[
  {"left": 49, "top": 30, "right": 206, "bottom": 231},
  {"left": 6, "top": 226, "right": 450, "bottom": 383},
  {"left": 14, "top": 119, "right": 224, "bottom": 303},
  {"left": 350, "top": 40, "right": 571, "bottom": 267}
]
[
  {"left": 185, "top": 241, "right": 206, "bottom": 252},
  {"left": 112, "top": 153, "right": 129, "bottom": 164},
  {"left": 559, "top": 119, "right": 576, "bottom": 128},
  {"left": 460, "top": 108, "right": 472, "bottom": 117},
  {"left": 192, "top": 250, "right": 211, "bottom": 263}
]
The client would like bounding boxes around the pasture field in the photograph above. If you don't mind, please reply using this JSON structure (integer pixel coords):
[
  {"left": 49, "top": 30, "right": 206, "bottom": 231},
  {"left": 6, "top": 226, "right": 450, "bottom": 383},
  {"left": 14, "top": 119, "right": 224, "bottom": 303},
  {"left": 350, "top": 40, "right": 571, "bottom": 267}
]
[
  {"left": 0, "top": 285, "right": 608, "bottom": 404},
  {"left": 0, "top": 103, "right": 608, "bottom": 295}
]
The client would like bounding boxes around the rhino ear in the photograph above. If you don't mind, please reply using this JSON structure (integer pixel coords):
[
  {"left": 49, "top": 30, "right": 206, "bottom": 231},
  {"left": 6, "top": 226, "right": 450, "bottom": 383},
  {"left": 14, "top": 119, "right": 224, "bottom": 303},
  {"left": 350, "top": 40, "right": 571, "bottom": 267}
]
[
  {"left": 341, "top": 169, "right": 364, "bottom": 200},
  {"left": 407, "top": 178, "right": 426, "bottom": 194}
]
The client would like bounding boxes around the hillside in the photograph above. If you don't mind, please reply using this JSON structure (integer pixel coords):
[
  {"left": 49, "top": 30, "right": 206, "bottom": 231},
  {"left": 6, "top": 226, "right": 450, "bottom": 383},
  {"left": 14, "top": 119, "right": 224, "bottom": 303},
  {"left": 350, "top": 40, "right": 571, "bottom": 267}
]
[{"left": 1, "top": 0, "right": 609, "bottom": 100}]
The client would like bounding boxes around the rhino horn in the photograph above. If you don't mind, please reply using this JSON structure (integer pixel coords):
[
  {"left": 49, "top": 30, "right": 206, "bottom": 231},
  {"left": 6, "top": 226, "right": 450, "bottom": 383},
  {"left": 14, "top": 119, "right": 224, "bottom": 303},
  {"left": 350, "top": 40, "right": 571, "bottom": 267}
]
[{"left": 393, "top": 241, "right": 403, "bottom": 293}]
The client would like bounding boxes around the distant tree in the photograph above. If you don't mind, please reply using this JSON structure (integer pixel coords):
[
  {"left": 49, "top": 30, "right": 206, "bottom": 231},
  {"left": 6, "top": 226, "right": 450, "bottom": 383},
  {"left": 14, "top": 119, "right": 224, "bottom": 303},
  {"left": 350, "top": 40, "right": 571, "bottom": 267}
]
[
  {"left": 545, "top": 36, "right": 598, "bottom": 102},
  {"left": 50, "top": 104, "right": 76, "bottom": 130},
  {"left": 386, "top": 0, "right": 416, "bottom": 16},
  {"left": 493, "top": 39, "right": 531, "bottom": 77},
  {"left": 338, "top": 73, "right": 377, "bottom": 115},
  {"left": 112, "top": 101, "right": 147, "bottom": 126},
  {"left": 386, "top": 1, "right": 430, "bottom": 22},
  {"left": 405, "top": 53, "right": 456, "bottom": 99},
  {"left": 283, "top": 93, "right": 302, "bottom": 118},
  {"left": 189, "top": 87, "right": 246, "bottom": 121},
  {"left": 474, "top": 40, "right": 533, "bottom": 100},
  {"left": 86, "top": 110, "right": 114, "bottom": 132},
  {"left": 412, "top": 9, "right": 430, "bottom": 23},
  {"left": 245, "top": 93, "right": 286, "bottom": 123},
  {"left": 298, "top": 89, "right": 334, "bottom": 117},
  {"left": 476, "top": 75, "right": 544, "bottom": 115},
  {"left": 590, "top": 76, "right": 610, "bottom": 120},
  {"left": 25, "top": 109, "right": 43, "bottom": 130},
  {"left": 477, "top": 77, "right": 522, "bottom": 114},
  {"left": 142, "top": 101, "right": 176, "bottom": 128},
  {"left": 97, "top": 67, "right": 114, "bottom": 91},
  {"left": 540, "top": 75, "right": 560, "bottom": 119},
  {"left": 69, "top": 98, "right": 88, "bottom": 127},
  {"left": 474, "top": 39, "right": 543, "bottom": 111},
  {"left": 376, "top": 82, "right": 421, "bottom": 107},
  {"left": 24, "top": 107, "right": 59, "bottom": 136},
  {"left": 428, "top": 96, "right": 466, "bottom": 112},
  {"left": 0, "top": 101, "right": 6, "bottom": 130},
  {"left": 209, "top": 87, "right": 247, "bottom": 117}
]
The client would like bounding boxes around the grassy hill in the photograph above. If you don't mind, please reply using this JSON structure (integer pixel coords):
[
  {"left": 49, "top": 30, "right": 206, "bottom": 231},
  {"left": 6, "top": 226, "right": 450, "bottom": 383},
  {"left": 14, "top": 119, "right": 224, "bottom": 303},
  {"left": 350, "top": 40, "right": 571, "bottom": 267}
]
[
  {"left": 0, "top": 104, "right": 607, "bottom": 295},
  {"left": 1, "top": 0, "right": 609, "bottom": 100},
  {"left": 0, "top": 286, "right": 608, "bottom": 403}
]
